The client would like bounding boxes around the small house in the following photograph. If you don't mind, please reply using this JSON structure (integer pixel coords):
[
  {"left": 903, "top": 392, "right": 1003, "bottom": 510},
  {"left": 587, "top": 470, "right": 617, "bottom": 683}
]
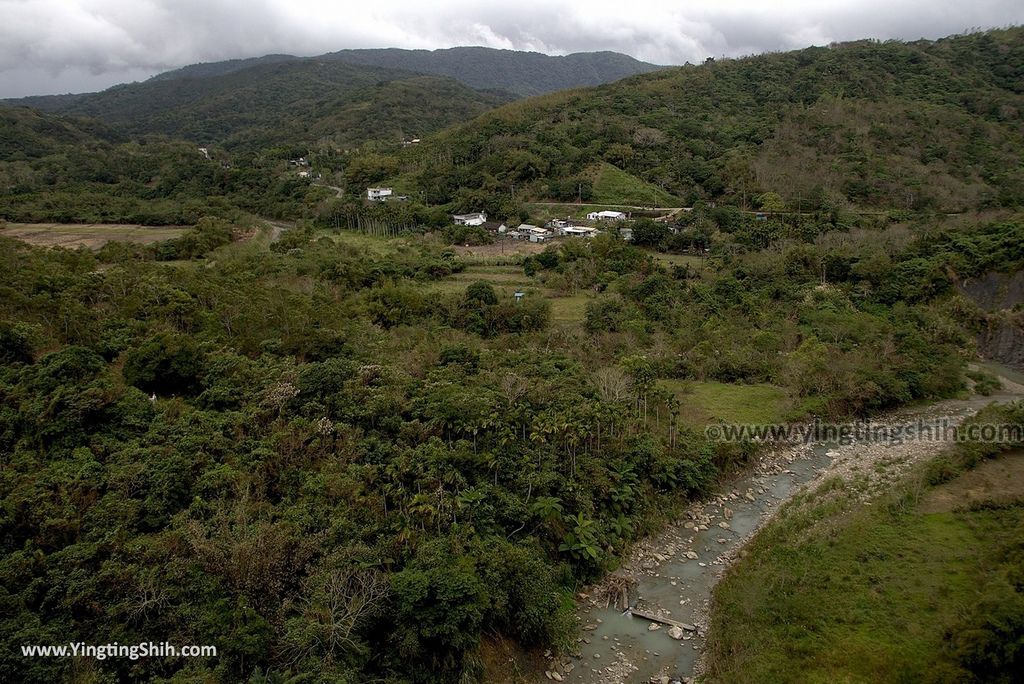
[
  {"left": 587, "top": 210, "right": 627, "bottom": 222},
  {"left": 453, "top": 212, "right": 487, "bottom": 226},
  {"left": 517, "top": 224, "right": 551, "bottom": 243},
  {"left": 367, "top": 187, "right": 393, "bottom": 202}
]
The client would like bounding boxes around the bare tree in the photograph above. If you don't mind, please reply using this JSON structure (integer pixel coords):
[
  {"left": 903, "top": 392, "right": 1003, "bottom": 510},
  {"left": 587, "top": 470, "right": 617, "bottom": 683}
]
[
  {"left": 594, "top": 366, "right": 634, "bottom": 404},
  {"left": 283, "top": 564, "right": 389, "bottom": 665}
]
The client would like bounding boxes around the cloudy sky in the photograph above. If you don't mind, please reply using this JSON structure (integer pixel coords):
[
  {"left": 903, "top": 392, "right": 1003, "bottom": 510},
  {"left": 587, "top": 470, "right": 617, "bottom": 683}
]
[{"left": 2, "top": 0, "right": 1022, "bottom": 98}]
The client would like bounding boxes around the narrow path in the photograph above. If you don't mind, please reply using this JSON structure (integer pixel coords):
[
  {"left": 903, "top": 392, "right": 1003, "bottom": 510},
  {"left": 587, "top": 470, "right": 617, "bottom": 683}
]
[
  {"left": 261, "top": 219, "right": 293, "bottom": 243},
  {"left": 545, "top": 367, "right": 1023, "bottom": 684},
  {"left": 313, "top": 183, "right": 344, "bottom": 198}
]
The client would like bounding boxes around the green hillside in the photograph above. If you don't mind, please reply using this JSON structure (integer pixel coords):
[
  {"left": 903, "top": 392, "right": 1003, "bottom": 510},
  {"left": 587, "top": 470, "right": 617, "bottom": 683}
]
[
  {"left": 385, "top": 29, "right": 1023, "bottom": 212},
  {"left": 322, "top": 46, "right": 662, "bottom": 96},
  {"left": 19, "top": 60, "right": 509, "bottom": 150},
  {"left": 5, "top": 46, "right": 660, "bottom": 148},
  {"left": 0, "top": 107, "right": 323, "bottom": 224},
  {"left": 589, "top": 161, "right": 680, "bottom": 206}
]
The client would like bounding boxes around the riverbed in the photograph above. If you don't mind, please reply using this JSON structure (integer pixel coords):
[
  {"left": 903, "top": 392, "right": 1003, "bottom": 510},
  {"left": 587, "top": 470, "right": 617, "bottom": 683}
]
[{"left": 549, "top": 366, "right": 1023, "bottom": 684}]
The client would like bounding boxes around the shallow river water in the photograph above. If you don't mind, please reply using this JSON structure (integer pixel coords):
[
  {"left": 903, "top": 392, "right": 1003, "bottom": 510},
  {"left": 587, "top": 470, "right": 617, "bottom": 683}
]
[{"left": 555, "top": 364, "right": 1023, "bottom": 684}]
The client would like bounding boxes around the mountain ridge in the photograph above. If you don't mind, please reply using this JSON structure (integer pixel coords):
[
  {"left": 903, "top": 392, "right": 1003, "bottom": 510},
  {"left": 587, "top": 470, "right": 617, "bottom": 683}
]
[{"left": 379, "top": 28, "right": 1024, "bottom": 214}]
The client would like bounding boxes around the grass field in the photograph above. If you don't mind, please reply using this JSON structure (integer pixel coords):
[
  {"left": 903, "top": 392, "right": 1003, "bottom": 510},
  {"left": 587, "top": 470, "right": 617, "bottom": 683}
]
[
  {"left": 661, "top": 380, "right": 793, "bottom": 428},
  {"left": 708, "top": 486, "right": 1024, "bottom": 682},
  {"left": 3, "top": 222, "right": 188, "bottom": 248},
  {"left": 548, "top": 295, "right": 590, "bottom": 323},
  {"left": 649, "top": 252, "right": 708, "bottom": 271},
  {"left": 428, "top": 263, "right": 592, "bottom": 325},
  {"left": 589, "top": 162, "right": 680, "bottom": 207}
]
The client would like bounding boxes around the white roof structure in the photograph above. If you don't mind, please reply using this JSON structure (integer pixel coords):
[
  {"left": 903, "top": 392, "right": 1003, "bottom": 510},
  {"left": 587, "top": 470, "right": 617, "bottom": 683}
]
[
  {"left": 588, "top": 210, "right": 627, "bottom": 221},
  {"left": 517, "top": 224, "right": 549, "bottom": 234},
  {"left": 561, "top": 225, "right": 598, "bottom": 236},
  {"left": 452, "top": 212, "right": 487, "bottom": 225}
]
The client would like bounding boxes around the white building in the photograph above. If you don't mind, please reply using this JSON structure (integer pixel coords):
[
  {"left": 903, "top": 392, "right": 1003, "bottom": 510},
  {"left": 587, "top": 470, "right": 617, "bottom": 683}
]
[
  {"left": 452, "top": 212, "right": 487, "bottom": 226},
  {"left": 587, "top": 210, "right": 628, "bottom": 221},
  {"left": 367, "top": 187, "right": 393, "bottom": 202},
  {"left": 561, "top": 225, "right": 599, "bottom": 238}
]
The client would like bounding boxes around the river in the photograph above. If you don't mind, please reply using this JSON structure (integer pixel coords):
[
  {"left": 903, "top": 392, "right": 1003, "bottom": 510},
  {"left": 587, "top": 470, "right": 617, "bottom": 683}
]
[{"left": 544, "top": 364, "right": 1023, "bottom": 684}]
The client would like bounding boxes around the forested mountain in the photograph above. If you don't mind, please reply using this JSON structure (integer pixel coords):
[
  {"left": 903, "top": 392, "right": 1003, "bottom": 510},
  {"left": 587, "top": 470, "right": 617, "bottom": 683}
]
[
  {"left": 144, "top": 47, "right": 660, "bottom": 96},
  {"left": 147, "top": 54, "right": 299, "bottom": 82},
  {"left": 372, "top": 29, "right": 1024, "bottom": 213},
  {"left": 5, "top": 60, "right": 510, "bottom": 150},
  {"left": 320, "top": 47, "right": 662, "bottom": 96},
  {"left": 4, "top": 46, "right": 659, "bottom": 148}
]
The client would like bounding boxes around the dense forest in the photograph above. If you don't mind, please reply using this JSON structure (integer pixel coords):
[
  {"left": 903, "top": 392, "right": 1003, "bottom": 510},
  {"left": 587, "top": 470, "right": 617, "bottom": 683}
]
[
  {"left": 6, "top": 47, "right": 661, "bottom": 146},
  {"left": 1, "top": 25, "right": 1023, "bottom": 684},
  {"left": 2, "top": 209, "right": 1022, "bottom": 682},
  {"left": 0, "top": 107, "right": 331, "bottom": 224},
  {"left": 5, "top": 61, "right": 511, "bottom": 151}
]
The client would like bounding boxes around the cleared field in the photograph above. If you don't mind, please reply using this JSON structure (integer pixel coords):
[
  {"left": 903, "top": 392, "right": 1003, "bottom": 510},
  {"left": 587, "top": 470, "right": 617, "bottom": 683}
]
[
  {"left": 650, "top": 252, "right": 707, "bottom": 270},
  {"left": 661, "top": 379, "right": 793, "bottom": 427},
  {"left": 449, "top": 265, "right": 533, "bottom": 287},
  {"left": 3, "top": 223, "right": 188, "bottom": 248},
  {"left": 549, "top": 295, "right": 590, "bottom": 324},
  {"left": 428, "top": 263, "right": 591, "bottom": 325},
  {"left": 589, "top": 162, "right": 680, "bottom": 206},
  {"left": 919, "top": 449, "right": 1024, "bottom": 513},
  {"left": 453, "top": 241, "right": 547, "bottom": 259}
]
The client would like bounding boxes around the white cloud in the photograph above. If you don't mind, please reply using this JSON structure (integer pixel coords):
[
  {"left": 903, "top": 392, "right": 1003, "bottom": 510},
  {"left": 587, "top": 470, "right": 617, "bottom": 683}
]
[{"left": 1, "top": 0, "right": 1021, "bottom": 97}]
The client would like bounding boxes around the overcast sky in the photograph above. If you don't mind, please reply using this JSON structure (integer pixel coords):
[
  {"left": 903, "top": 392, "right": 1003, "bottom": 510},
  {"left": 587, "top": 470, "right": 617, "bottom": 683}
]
[{"left": 2, "top": 0, "right": 1022, "bottom": 98}]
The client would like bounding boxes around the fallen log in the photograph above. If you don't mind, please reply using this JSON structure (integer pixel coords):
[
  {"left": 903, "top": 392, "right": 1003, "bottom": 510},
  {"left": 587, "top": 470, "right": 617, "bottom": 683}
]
[{"left": 626, "top": 608, "right": 696, "bottom": 632}]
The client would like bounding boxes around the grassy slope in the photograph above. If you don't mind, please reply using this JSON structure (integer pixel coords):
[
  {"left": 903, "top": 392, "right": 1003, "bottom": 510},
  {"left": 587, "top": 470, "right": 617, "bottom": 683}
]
[
  {"left": 589, "top": 162, "right": 680, "bottom": 206},
  {"left": 706, "top": 410, "right": 1024, "bottom": 683},
  {"left": 661, "top": 379, "right": 793, "bottom": 428}
]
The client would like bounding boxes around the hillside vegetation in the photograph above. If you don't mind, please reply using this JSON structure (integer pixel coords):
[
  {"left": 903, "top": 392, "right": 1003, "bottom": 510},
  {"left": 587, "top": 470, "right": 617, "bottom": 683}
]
[
  {"left": 0, "top": 107, "right": 326, "bottom": 224},
  {"left": 137, "top": 46, "right": 659, "bottom": 97},
  {"left": 10, "top": 60, "right": 509, "bottom": 150},
  {"left": 373, "top": 29, "right": 1024, "bottom": 212},
  {"left": 3, "top": 206, "right": 1022, "bottom": 682},
  {"left": 320, "top": 46, "right": 662, "bottom": 96}
]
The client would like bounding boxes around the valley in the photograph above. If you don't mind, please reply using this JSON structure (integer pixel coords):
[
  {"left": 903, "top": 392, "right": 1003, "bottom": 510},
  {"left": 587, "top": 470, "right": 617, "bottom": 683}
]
[{"left": 0, "top": 23, "right": 1022, "bottom": 684}]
